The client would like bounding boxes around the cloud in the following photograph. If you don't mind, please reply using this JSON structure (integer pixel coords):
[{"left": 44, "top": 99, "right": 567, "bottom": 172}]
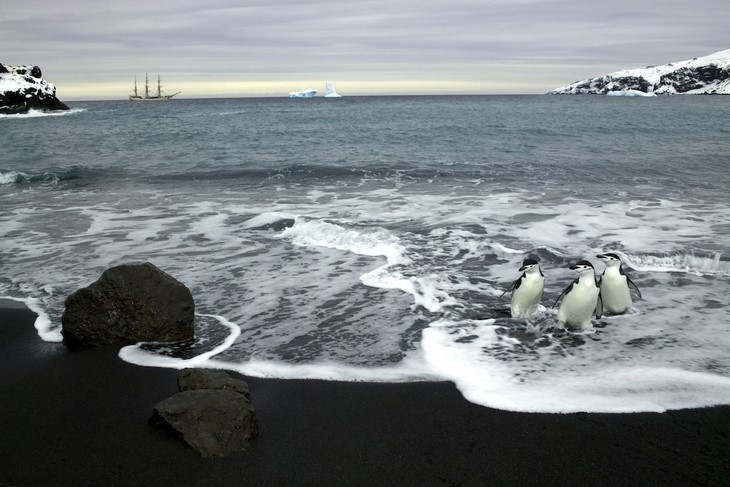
[{"left": 2, "top": 0, "right": 727, "bottom": 99}]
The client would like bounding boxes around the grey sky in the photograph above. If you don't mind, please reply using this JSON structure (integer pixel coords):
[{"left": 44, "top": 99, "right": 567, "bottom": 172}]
[{"left": 2, "top": 0, "right": 727, "bottom": 99}]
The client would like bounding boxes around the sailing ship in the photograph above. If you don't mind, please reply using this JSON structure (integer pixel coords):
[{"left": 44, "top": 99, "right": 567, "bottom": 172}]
[{"left": 129, "top": 74, "right": 180, "bottom": 101}]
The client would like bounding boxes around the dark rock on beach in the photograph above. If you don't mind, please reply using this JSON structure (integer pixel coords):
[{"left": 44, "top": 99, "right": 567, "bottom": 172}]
[
  {"left": 152, "top": 369, "right": 257, "bottom": 457},
  {"left": 0, "top": 63, "right": 69, "bottom": 114},
  {"left": 61, "top": 262, "right": 195, "bottom": 349},
  {"left": 178, "top": 367, "right": 251, "bottom": 397}
]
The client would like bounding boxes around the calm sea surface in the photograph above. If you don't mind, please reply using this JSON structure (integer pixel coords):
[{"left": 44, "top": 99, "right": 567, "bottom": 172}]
[{"left": 2, "top": 95, "right": 729, "bottom": 412}]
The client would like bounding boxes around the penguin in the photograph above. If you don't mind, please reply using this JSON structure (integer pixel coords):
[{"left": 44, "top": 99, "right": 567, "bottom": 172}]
[
  {"left": 501, "top": 258, "right": 544, "bottom": 318},
  {"left": 596, "top": 252, "right": 642, "bottom": 315},
  {"left": 553, "top": 260, "right": 602, "bottom": 330}
]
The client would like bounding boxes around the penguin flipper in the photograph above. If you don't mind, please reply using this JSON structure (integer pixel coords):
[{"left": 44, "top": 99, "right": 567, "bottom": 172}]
[
  {"left": 627, "top": 277, "right": 642, "bottom": 299},
  {"left": 552, "top": 281, "right": 574, "bottom": 308},
  {"left": 499, "top": 275, "right": 523, "bottom": 300},
  {"left": 499, "top": 281, "right": 515, "bottom": 299}
]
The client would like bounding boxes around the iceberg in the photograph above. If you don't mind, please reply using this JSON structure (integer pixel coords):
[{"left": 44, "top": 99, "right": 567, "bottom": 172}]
[
  {"left": 288, "top": 89, "right": 317, "bottom": 98},
  {"left": 324, "top": 82, "right": 342, "bottom": 98}
]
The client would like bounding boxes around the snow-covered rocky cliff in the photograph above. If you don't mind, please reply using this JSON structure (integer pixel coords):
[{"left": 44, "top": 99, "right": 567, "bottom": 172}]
[
  {"left": 549, "top": 48, "right": 730, "bottom": 95},
  {"left": 0, "top": 63, "right": 69, "bottom": 114}
]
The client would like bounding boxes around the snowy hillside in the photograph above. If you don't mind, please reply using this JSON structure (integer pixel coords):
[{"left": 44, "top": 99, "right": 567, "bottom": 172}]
[
  {"left": 0, "top": 63, "right": 69, "bottom": 114},
  {"left": 549, "top": 49, "right": 730, "bottom": 95}
]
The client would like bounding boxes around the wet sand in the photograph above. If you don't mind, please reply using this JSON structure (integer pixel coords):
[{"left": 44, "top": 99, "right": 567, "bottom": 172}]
[{"left": 1, "top": 304, "right": 728, "bottom": 486}]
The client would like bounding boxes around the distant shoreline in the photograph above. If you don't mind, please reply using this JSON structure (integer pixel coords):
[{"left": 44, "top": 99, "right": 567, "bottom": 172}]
[{"left": 53, "top": 91, "right": 730, "bottom": 103}]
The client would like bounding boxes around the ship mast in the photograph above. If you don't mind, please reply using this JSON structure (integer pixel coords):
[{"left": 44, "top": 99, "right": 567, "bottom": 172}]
[{"left": 129, "top": 73, "right": 179, "bottom": 100}]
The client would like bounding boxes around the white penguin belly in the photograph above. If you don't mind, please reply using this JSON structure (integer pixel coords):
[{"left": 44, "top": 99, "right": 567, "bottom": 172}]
[
  {"left": 558, "top": 285, "right": 599, "bottom": 329},
  {"left": 601, "top": 279, "right": 632, "bottom": 314},
  {"left": 511, "top": 278, "right": 543, "bottom": 317}
]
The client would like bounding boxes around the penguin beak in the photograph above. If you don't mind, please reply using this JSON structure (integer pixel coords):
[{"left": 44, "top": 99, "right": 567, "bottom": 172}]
[{"left": 519, "top": 264, "right": 531, "bottom": 272}]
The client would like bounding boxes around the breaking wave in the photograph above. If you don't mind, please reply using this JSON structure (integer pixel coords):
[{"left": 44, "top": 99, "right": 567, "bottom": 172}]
[
  {"left": 625, "top": 252, "right": 730, "bottom": 276},
  {"left": 0, "top": 166, "right": 116, "bottom": 185},
  {"left": 0, "top": 108, "right": 86, "bottom": 119}
]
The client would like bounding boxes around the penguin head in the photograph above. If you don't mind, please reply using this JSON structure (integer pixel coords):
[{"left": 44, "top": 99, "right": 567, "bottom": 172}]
[
  {"left": 597, "top": 253, "right": 622, "bottom": 267},
  {"left": 569, "top": 260, "right": 595, "bottom": 273},
  {"left": 518, "top": 258, "right": 540, "bottom": 273}
]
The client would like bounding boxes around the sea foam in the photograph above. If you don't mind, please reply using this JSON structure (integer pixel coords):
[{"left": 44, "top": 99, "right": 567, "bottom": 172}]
[
  {"left": 0, "top": 171, "right": 26, "bottom": 185},
  {"left": 625, "top": 252, "right": 729, "bottom": 276},
  {"left": 3, "top": 96, "right": 729, "bottom": 414},
  {"left": 0, "top": 296, "right": 60, "bottom": 342},
  {"left": 0, "top": 108, "right": 86, "bottom": 119}
]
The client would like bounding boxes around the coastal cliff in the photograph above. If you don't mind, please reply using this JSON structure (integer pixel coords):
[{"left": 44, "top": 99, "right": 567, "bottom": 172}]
[
  {"left": 0, "top": 63, "right": 69, "bottom": 114},
  {"left": 549, "top": 48, "right": 730, "bottom": 95}
]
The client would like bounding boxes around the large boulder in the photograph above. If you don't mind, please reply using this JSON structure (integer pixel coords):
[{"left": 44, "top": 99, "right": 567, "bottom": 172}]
[
  {"left": 0, "top": 63, "right": 69, "bottom": 114},
  {"left": 61, "top": 263, "right": 195, "bottom": 349},
  {"left": 151, "top": 369, "right": 257, "bottom": 457}
]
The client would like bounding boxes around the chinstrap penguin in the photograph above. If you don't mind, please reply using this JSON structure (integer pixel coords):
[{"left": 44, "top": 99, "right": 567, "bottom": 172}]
[
  {"left": 502, "top": 258, "right": 544, "bottom": 318},
  {"left": 553, "top": 260, "right": 602, "bottom": 330},
  {"left": 596, "top": 252, "right": 642, "bottom": 315}
]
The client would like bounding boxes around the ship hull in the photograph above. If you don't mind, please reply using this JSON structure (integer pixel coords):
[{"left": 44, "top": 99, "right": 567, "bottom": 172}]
[{"left": 129, "top": 95, "right": 176, "bottom": 101}]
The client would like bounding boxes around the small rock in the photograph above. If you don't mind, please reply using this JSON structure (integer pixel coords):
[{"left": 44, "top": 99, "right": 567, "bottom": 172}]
[
  {"left": 151, "top": 389, "right": 257, "bottom": 457},
  {"left": 178, "top": 368, "right": 250, "bottom": 398}
]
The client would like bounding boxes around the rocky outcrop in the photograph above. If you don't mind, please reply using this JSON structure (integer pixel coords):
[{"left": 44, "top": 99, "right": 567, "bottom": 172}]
[
  {"left": 549, "top": 48, "right": 730, "bottom": 95},
  {"left": 61, "top": 263, "right": 195, "bottom": 349},
  {"left": 151, "top": 369, "right": 257, "bottom": 457},
  {"left": 0, "top": 63, "right": 70, "bottom": 114}
]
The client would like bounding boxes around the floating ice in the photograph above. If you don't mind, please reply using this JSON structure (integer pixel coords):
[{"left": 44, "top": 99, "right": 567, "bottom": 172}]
[
  {"left": 288, "top": 88, "right": 317, "bottom": 98},
  {"left": 324, "top": 82, "right": 342, "bottom": 98}
]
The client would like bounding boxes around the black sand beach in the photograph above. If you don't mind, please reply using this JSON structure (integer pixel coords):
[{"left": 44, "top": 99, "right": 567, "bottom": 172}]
[{"left": 1, "top": 304, "right": 729, "bottom": 487}]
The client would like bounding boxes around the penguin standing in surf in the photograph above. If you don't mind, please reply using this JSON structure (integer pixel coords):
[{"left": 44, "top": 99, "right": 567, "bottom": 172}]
[
  {"left": 553, "top": 260, "right": 602, "bottom": 330},
  {"left": 596, "top": 252, "right": 642, "bottom": 315},
  {"left": 502, "top": 258, "right": 544, "bottom": 318}
]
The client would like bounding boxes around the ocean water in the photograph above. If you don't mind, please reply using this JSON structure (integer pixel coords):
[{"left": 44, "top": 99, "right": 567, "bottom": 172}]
[{"left": 2, "top": 95, "right": 729, "bottom": 413}]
